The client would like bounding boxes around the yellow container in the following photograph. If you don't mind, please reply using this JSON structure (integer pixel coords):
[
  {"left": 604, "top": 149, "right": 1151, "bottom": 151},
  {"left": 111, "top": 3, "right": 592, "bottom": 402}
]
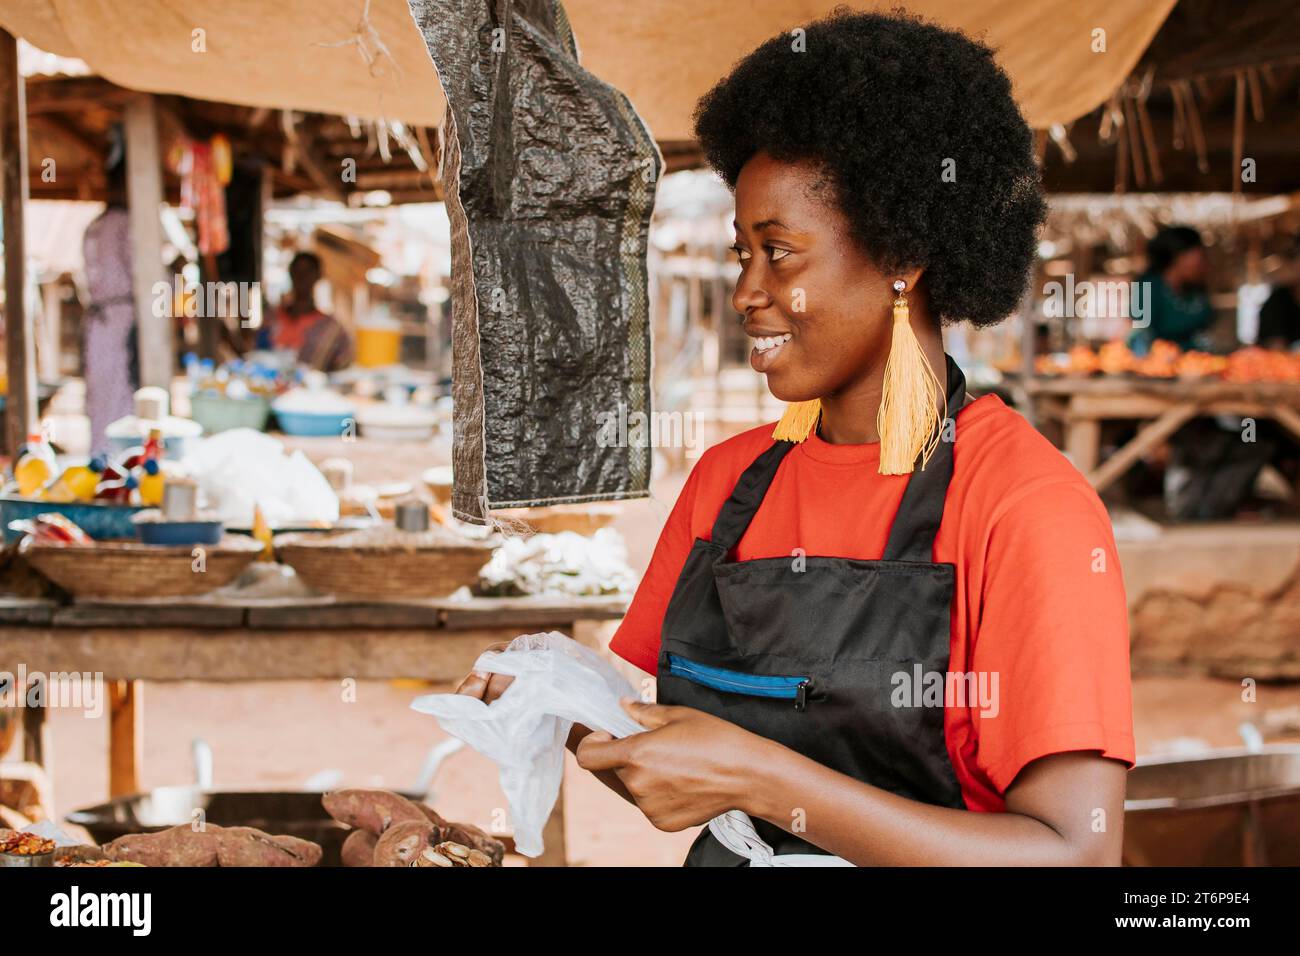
[{"left": 355, "top": 325, "right": 402, "bottom": 368}]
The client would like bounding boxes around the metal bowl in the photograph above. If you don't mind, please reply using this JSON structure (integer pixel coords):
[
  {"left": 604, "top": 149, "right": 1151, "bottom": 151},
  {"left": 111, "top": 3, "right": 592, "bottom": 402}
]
[
  {"left": 1124, "top": 745, "right": 1300, "bottom": 866},
  {"left": 0, "top": 849, "right": 55, "bottom": 867}
]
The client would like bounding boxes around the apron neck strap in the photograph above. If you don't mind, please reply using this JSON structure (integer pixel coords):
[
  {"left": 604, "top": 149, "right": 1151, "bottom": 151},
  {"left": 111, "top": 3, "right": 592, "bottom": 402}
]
[
  {"left": 708, "top": 356, "right": 966, "bottom": 560},
  {"left": 709, "top": 440, "right": 795, "bottom": 552},
  {"left": 881, "top": 355, "right": 966, "bottom": 563}
]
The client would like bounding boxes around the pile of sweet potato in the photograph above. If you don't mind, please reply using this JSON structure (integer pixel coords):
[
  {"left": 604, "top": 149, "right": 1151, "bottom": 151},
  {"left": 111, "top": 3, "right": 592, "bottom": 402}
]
[
  {"left": 323, "top": 789, "right": 504, "bottom": 868},
  {"left": 101, "top": 824, "right": 322, "bottom": 867}
]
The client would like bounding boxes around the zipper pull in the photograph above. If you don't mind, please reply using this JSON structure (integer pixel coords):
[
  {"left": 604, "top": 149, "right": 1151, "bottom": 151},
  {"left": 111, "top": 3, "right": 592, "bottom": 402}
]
[{"left": 795, "top": 680, "right": 810, "bottom": 712}]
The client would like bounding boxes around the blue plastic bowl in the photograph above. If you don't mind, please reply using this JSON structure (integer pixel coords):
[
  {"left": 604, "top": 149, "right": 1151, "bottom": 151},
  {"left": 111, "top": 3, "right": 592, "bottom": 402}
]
[
  {"left": 273, "top": 409, "right": 354, "bottom": 437},
  {"left": 135, "top": 519, "right": 224, "bottom": 546},
  {"left": 1, "top": 496, "right": 145, "bottom": 542}
]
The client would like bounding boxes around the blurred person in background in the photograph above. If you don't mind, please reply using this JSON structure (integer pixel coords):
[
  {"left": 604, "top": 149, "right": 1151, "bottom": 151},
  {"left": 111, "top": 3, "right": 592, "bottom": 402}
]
[
  {"left": 1258, "top": 239, "right": 1300, "bottom": 350},
  {"left": 256, "top": 251, "right": 353, "bottom": 372},
  {"left": 1152, "top": 227, "right": 1289, "bottom": 520},
  {"left": 1130, "top": 225, "right": 1214, "bottom": 354},
  {"left": 81, "top": 129, "right": 138, "bottom": 455}
]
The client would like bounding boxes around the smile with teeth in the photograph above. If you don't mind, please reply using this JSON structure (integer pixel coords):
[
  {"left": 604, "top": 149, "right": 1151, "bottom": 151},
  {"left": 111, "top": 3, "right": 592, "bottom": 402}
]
[{"left": 752, "top": 333, "right": 792, "bottom": 353}]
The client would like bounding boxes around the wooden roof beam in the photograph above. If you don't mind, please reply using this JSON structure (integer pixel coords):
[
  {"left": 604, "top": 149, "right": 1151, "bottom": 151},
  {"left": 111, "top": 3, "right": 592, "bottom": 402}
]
[{"left": 24, "top": 75, "right": 127, "bottom": 115}]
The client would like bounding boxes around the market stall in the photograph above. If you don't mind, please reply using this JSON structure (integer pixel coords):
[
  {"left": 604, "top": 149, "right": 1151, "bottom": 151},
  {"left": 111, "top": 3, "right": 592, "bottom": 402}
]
[
  {"left": 1, "top": 0, "right": 1298, "bottom": 882},
  {"left": 1028, "top": 348, "right": 1300, "bottom": 491},
  {"left": 0, "top": 592, "right": 625, "bottom": 866}
]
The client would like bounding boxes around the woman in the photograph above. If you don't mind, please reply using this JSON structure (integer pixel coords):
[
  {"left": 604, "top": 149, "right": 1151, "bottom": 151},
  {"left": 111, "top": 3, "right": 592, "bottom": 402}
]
[
  {"left": 256, "top": 251, "right": 353, "bottom": 372},
  {"left": 460, "top": 10, "right": 1134, "bottom": 866},
  {"left": 1257, "top": 239, "right": 1300, "bottom": 349},
  {"left": 1129, "top": 225, "right": 1214, "bottom": 353},
  {"left": 82, "top": 148, "right": 139, "bottom": 455}
]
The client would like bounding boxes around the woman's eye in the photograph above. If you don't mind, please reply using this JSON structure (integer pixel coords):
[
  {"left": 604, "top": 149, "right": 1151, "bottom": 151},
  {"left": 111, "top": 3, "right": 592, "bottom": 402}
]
[
  {"left": 768, "top": 247, "right": 790, "bottom": 262},
  {"left": 731, "top": 245, "right": 751, "bottom": 262}
]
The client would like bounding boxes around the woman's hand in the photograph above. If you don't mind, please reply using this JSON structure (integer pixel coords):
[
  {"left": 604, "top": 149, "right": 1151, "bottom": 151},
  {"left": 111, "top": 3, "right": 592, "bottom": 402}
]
[
  {"left": 575, "top": 698, "right": 774, "bottom": 831},
  {"left": 453, "top": 642, "right": 513, "bottom": 703},
  {"left": 453, "top": 644, "right": 635, "bottom": 804}
]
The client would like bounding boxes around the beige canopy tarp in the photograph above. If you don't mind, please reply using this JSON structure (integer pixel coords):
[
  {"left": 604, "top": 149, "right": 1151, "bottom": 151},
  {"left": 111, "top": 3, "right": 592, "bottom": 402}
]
[{"left": 1, "top": 0, "right": 1176, "bottom": 137}]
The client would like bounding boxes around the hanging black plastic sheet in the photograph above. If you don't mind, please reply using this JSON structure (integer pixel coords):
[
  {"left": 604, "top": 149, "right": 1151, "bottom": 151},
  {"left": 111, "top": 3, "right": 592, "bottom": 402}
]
[{"left": 406, "top": 0, "right": 661, "bottom": 522}]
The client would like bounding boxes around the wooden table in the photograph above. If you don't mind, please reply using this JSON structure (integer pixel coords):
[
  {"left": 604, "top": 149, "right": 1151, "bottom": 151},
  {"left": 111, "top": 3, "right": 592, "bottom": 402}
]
[
  {"left": 0, "top": 593, "right": 627, "bottom": 866},
  {"left": 1024, "top": 376, "right": 1300, "bottom": 494}
]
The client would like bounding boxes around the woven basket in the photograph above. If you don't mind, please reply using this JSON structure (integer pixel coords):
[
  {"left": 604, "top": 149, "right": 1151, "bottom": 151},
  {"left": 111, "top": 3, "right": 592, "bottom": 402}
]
[
  {"left": 20, "top": 538, "right": 264, "bottom": 600},
  {"left": 274, "top": 533, "right": 492, "bottom": 599}
]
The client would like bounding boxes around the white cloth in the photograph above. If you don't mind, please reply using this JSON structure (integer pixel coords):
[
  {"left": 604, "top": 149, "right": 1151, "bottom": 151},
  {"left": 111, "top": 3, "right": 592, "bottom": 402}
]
[{"left": 709, "top": 810, "right": 853, "bottom": 867}]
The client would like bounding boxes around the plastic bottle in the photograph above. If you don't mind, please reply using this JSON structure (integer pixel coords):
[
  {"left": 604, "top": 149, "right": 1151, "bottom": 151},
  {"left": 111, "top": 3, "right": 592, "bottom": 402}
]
[
  {"left": 198, "top": 358, "right": 219, "bottom": 395},
  {"left": 96, "top": 473, "right": 138, "bottom": 504},
  {"left": 142, "top": 428, "right": 164, "bottom": 463},
  {"left": 48, "top": 461, "right": 101, "bottom": 502},
  {"left": 13, "top": 432, "right": 55, "bottom": 497},
  {"left": 138, "top": 458, "right": 165, "bottom": 507},
  {"left": 95, "top": 454, "right": 124, "bottom": 485}
]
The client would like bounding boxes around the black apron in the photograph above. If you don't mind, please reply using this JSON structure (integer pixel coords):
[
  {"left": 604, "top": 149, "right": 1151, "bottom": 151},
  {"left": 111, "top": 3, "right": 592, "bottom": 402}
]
[{"left": 656, "top": 356, "right": 968, "bottom": 865}]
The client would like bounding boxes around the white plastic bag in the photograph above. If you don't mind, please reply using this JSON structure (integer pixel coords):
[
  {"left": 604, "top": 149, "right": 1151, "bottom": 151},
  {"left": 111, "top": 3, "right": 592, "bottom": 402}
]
[
  {"left": 21, "top": 819, "right": 81, "bottom": 848},
  {"left": 410, "top": 631, "right": 848, "bottom": 864},
  {"left": 410, "top": 632, "right": 641, "bottom": 857},
  {"left": 180, "top": 428, "right": 339, "bottom": 528}
]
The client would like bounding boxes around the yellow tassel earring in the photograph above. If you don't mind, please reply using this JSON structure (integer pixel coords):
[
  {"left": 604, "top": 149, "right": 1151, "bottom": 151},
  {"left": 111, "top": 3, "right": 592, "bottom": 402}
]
[
  {"left": 877, "top": 279, "right": 946, "bottom": 474},
  {"left": 771, "top": 397, "right": 822, "bottom": 442}
]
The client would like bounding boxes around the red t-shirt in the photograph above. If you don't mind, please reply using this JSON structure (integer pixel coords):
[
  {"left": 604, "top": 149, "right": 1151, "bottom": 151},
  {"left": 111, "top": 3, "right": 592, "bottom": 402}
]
[
  {"left": 273, "top": 305, "right": 328, "bottom": 351},
  {"left": 609, "top": 394, "right": 1135, "bottom": 812}
]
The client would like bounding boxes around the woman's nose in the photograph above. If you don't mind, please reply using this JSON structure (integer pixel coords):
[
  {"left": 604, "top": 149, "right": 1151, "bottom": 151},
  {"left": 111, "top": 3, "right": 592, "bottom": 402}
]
[{"left": 732, "top": 269, "right": 772, "bottom": 315}]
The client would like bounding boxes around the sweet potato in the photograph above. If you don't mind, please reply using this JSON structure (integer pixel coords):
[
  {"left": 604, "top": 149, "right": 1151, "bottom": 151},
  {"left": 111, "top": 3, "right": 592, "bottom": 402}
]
[
  {"left": 103, "top": 824, "right": 321, "bottom": 867},
  {"left": 417, "top": 803, "right": 450, "bottom": 829},
  {"left": 215, "top": 827, "right": 322, "bottom": 867},
  {"left": 417, "top": 801, "right": 504, "bottom": 864},
  {"left": 341, "top": 828, "right": 378, "bottom": 867},
  {"left": 322, "top": 789, "right": 426, "bottom": 836},
  {"left": 371, "top": 820, "right": 436, "bottom": 867},
  {"left": 320, "top": 789, "right": 506, "bottom": 866},
  {"left": 104, "top": 826, "right": 219, "bottom": 866},
  {"left": 55, "top": 844, "right": 109, "bottom": 866}
]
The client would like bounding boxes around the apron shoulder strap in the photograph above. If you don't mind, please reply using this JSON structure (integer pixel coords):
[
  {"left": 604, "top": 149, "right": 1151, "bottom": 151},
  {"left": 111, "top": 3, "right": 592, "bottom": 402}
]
[
  {"left": 709, "top": 439, "right": 795, "bottom": 552},
  {"left": 882, "top": 355, "right": 967, "bottom": 563},
  {"left": 709, "top": 356, "right": 966, "bottom": 561}
]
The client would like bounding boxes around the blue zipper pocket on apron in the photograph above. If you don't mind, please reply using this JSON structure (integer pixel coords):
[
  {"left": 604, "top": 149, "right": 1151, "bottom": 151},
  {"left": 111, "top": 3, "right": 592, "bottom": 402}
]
[{"left": 667, "top": 654, "right": 812, "bottom": 711}]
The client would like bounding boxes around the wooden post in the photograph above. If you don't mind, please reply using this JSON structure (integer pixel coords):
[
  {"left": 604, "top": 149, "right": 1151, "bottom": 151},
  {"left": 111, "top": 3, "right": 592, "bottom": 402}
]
[
  {"left": 123, "top": 94, "right": 171, "bottom": 390},
  {"left": 21, "top": 700, "right": 47, "bottom": 767},
  {"left": 39, "top": 281, "right": 62, "bottom": 380},
  {"left": 0, "top": 29, "right": 37, "bottom": 455},
  {"left": 108, "top": 679, "right": 142, "bottom": 797},
  {"left": 254, "top": 161, "right": 269, "bottom": 345},
  {"left": 197, "top": 251, "right": 219, "bottom": 360},
  {"left": 1064, "top": 415, "right": 1101, "bottom": 475}
]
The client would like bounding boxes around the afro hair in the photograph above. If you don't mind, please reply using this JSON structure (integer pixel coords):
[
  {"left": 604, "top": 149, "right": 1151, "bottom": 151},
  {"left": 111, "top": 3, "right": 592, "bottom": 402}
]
[{"left": 693, "top": 8, "right": 1047, "bottom": 327}]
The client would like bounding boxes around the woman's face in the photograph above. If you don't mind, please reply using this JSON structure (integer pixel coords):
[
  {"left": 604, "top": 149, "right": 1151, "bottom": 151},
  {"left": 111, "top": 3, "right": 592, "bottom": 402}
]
[
  {"left": 290, "top": 259, "right": 321, "bottom": 300},
  {"left": 1170, "top": 246, "right": 1208, "bottom": 287},
  {"left": 731, "top": 152, "right": 902, "bottom": 403}
]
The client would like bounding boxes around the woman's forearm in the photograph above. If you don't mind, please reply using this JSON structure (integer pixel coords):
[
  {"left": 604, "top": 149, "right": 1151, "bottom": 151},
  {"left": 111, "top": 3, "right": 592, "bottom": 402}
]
[{"left": 745, "top": 739, "right": 1114, "bottom": 866}]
